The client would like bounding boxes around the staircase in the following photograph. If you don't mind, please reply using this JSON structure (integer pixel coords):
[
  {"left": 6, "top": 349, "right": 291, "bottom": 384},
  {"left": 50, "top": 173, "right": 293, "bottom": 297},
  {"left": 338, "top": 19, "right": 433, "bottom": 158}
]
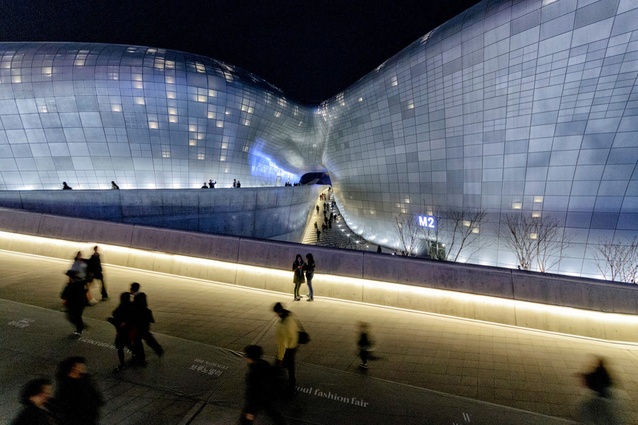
[{"left": 302, "top": 190, "right": 376, "bottom": 251}]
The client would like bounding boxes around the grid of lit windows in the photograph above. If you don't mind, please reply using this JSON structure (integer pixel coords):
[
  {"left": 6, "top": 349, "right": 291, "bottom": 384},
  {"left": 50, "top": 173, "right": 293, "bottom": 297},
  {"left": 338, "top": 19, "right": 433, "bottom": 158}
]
[
  {"left": 0, "top": 42, "right": 320, "bottom": 191},
  {"left": 321, "top": 0, "right": 638, "bottom": 278}
]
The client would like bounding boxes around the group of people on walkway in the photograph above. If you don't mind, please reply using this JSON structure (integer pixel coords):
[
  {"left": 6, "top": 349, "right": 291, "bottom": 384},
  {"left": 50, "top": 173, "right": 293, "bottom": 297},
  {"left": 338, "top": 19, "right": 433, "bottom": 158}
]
[
  {"left": 60, "top": 247, "right": 108, "bottom": 335},
  {"left": 60, "top": 248, "right": 163, "bottom": 371},
  {"left": 201, "top": 179, "right": 217, "bottom": 188},
  {"left": 239, "top": 300, "right": 373, "bottom": 424},
  {"left": 61, "top": 182, "right": 120, "bottom": 190}
]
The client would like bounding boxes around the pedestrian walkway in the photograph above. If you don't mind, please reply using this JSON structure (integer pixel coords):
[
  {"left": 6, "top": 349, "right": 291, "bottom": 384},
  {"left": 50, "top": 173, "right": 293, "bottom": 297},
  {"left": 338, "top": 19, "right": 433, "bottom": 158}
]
[
  {"left": 303, "top": 190, "right": 375, "bottom": 251},
  {"left": 0, "top": 249, "right": 636, "bottom": 424}
]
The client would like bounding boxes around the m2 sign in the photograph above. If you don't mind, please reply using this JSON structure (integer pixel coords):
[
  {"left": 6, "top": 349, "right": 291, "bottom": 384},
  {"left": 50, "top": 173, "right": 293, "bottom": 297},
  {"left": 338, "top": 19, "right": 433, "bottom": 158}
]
[{"left": 418, "top": 215, "right": 436, "bottom": 228}]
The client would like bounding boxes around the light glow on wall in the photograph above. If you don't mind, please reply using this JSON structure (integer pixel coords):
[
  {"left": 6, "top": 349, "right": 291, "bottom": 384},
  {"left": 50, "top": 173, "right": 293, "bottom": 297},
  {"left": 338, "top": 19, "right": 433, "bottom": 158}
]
[{"left": 1, "top": 230, "right": 637, "bottom": 343}]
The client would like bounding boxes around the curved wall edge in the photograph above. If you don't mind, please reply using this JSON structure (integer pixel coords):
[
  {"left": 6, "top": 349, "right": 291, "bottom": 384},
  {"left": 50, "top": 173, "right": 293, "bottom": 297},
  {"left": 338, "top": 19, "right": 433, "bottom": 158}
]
[{"left": 0, "top": 208, "right": 636, "bottom": 342}]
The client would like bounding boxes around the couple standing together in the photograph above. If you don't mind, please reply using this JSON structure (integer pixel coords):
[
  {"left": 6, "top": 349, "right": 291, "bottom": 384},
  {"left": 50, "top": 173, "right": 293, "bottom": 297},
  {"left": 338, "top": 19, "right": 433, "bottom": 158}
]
[{"left": 292, "top": 253, "right": 315, "bottom": 301}]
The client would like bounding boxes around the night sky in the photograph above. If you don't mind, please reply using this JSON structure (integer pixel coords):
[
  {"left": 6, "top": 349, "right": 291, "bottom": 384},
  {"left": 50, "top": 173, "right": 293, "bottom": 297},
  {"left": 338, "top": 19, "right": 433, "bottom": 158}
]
[{"left": 1, "top": 0, "right": 482, "bottom": 104}]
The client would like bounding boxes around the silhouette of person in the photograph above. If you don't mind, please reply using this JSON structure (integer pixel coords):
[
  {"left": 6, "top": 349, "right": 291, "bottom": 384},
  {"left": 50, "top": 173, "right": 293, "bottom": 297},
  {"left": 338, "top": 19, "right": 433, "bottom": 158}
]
[
  {"left": 305, "top": 253, "right": 315, "bottom": 302},
  {"left": 292, "top": 254, "right": 305, "bottom": 301},
  {"left": 109, "top": 292, "right": 134, "bottom": 372},
  {"left": 60, "top": 270, "right": 87, "bottom": 335},
  {"left": 578, "top": 357, "right": 622, "bottom": 424},
  {"left": 111, "top": 181, "right": 119, "bottom": 189},
  {"left": 54, "top": 356, "right": 103, "bottom": 425},
  {"left": 11, "top": 378, "right": 55, "bottom": 425},
  {"left": 62, "top": 182, "right": 72, "bottom": 190},
  {"left": 240, "top": 345, "right": 287, "bottom": 425},
  {"left": 87, "top": 245, "right": 108, "bottom": 301}
]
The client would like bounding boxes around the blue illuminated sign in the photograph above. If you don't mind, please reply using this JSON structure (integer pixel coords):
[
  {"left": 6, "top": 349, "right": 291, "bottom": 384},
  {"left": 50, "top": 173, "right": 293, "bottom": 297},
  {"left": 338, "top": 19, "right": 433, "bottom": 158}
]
[{"left": 418, "top": 215, "right": 436, "bottom": 228}]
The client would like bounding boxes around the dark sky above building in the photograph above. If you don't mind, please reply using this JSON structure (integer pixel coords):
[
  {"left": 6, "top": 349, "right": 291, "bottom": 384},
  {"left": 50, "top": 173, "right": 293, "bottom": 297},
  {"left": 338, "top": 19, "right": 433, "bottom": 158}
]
[{"left": 1, "top": 0, "right": 482, "bottom": 104}]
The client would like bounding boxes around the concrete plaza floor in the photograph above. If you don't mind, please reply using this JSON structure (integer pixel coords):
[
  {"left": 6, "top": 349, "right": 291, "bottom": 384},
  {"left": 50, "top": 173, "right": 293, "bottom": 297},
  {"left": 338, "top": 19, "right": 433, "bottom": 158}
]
[{"left": 0, "top": 249, "right": 636, "bottom": 424}]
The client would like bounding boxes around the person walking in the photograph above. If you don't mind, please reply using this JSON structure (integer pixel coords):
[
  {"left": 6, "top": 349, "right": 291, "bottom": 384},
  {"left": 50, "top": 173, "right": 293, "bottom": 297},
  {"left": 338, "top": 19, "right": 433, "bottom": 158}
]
[
  {"left": 128, "top": 282, "right": 145, "bottom": 364},
  {"left": 60, "top": 270, "right": 87, "bottom": 336},
  {"left": 305, "top": 253, "right": 315, "bottom": 302},
  {"left": 70, "top": 251, "right": 97, "bottom": 305},
  {"left": 273, "top": 302, "right": 299, "bottom": 396},
  {"left": 291, "top": 254, "right": 305, "bottom": 301},
  {"left": 239, "top": 345, "right": 287, "bottom": 425},
  {"left": 109, "top": 292, "right": 134, "bottom": 371},
  {"left": 578, "top": 357, "right": 622, "bottom": 424},
  {"left": 11, "top": 378, "right": 55, "bottom": 425},
  {"left": 70, "top": 251, "right": 87, "bottom": 281},
  {"left": 132, "top": 292, "right": 164, "bottom": 360},
  {"left": 357, "top": 321, "right": 373, "bottom": 369},
  {"left": 54, "top": 356, "right": 104, "bottom": 425},
  {"left": 87, "top": 245, "right": 108, "bottom": 301}
]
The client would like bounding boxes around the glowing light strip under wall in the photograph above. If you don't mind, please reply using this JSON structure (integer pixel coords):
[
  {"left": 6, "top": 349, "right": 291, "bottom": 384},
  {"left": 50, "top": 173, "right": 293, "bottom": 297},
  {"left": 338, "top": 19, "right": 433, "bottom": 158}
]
[{"left": 1, "top": 231, "right": 637, "bottom": 342}]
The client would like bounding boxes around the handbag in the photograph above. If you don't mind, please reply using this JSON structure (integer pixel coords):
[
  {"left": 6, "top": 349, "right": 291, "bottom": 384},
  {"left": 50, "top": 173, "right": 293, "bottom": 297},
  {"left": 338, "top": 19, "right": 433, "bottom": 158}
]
[{"left": 298, "top": 330, "right": 310, "bottom": 344}]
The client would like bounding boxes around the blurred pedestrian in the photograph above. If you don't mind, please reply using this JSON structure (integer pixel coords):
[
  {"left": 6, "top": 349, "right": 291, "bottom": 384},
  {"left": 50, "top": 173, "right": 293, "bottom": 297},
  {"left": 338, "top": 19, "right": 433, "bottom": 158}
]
[
  {"left": 578, "top": 357, "right": 622, "bottom": 424},
  {"left": 108, "top": 292, "right": 134, "bottom": 371},
  {"left": 132, "top": 292, "right": 164, "bottom": 362},
  {"left": 60, "top": 270, "right": 87, "bottom": 336},
  {"left": 87, "top": 245, "right": 108, "bottom": 301},
  {"left": 273, "top": 302, "right": 299, "bottom": 396},
  {"left": 54, "top": 356, "right": 103, "bottom": 425},
  {"left": 357, "top": 321, "right": 373, "bottom": 369},
  {"left": 291, "top": 254, "right": 305, "bottom": 301},
  {"left": 70, "top": 251, "right": 97, "bottom": 305},
  {"left": 11, "top": 378, "right": 55, "bottom": 425},
  {"left": 62, "top": 182, "right": 72, "bottom": 190},
  {"left": 240, "top": 345, "right": 287, "bottom": 425},
  {"left": 70, "top": 251, "right": 87, "bottom": 281},
  {"left": 111, "top": 181, "right": 119, "bottom": 189}
]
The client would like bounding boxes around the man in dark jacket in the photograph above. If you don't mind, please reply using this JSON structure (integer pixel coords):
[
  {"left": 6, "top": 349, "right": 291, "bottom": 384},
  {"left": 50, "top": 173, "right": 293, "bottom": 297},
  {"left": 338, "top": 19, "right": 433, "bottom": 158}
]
[
  {"left": 86, "top": 245, "right": 108, "bottom": 300},
  {"left": 61, "top": 270, "right": 87, "bottom": 335},
  {"left": 240, "top": 345, "right": 286, "bottom": 425},
  {"left": 131, "top": 291, "right": 164, "bottom": 365},
  {"left": 54, "top": 356, "right": 103, "bottom": 425}
]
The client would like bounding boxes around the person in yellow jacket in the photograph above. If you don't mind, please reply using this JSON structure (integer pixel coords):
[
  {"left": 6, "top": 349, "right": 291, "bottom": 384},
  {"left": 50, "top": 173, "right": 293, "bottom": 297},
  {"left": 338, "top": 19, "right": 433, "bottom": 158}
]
[{"left": 273, "top": 302, "right": 299, "bottom": 396}]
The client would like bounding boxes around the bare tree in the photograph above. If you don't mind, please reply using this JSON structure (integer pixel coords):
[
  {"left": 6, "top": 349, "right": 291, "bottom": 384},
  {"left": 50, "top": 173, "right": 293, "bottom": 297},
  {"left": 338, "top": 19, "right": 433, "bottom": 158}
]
[
  {"left": 441, "top": 209, "right": 487, "bottom": 262},
  {"left": 532, "top": 215, "right": 571, "bottom": 272},
  {"left": 502, "top": 214, "right": 536, "bottom": 270},
  {"left": 502, "top": 213, "right": 570, "bottom": 272},
  {"left": 594, "top": 237, "right": 638, "bottom": 283},
  {"left": 418, "top": 208, "right": 487, "bottom": 262},
  {"left": 394, "top": 213, "right": 421, "bottom": 256}
]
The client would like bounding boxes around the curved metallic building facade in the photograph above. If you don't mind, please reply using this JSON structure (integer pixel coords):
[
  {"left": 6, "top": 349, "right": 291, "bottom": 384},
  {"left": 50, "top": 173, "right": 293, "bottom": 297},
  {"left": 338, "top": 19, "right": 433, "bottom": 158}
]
[
  {"left": 0, "top": 0, "right": 637, "bottom": 278},
  {"left": 0, "top": 43, "right": 326, "bottom": 190}
]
